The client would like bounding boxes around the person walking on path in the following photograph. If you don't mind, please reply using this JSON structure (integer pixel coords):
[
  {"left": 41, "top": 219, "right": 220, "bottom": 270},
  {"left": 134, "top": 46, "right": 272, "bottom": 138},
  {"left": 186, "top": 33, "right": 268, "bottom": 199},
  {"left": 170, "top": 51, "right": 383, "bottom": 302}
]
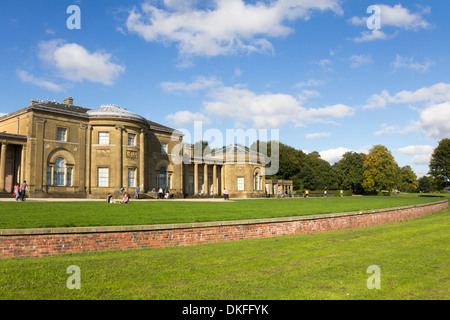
[
  {"left": 13, "top": 183, "right": 20, "bottom": 201},
  {"left": 20, "top": 180, "right": 27, "bottom": 201}
]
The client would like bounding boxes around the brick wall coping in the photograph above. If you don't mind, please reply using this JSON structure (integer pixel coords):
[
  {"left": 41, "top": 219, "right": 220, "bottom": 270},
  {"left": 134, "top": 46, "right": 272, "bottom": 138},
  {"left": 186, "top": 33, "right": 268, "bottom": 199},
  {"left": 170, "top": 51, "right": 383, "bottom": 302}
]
[{"left": 0, "top": 200, "right": 447, "bottom": 236}]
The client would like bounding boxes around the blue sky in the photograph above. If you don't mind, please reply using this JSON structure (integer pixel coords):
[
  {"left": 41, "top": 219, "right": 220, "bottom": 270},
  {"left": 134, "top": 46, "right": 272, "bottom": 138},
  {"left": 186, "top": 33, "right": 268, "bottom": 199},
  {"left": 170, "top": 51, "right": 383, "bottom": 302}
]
[{"left": 1, "top": 0, "right": 450, "bottom": 177}]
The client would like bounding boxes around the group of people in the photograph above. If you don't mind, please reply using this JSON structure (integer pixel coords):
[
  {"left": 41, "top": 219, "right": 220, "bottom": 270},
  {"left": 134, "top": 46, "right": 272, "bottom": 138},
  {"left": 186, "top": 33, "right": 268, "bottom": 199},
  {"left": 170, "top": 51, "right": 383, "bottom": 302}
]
[
  {"left": 106, "top": 192, "right": 129, "bottom": 204},
  {"left": 13, "top": 181, "right": 27, "bottom": 201},
  {"left": 157, "top": 187, "right": 171, "bottom": 199}
]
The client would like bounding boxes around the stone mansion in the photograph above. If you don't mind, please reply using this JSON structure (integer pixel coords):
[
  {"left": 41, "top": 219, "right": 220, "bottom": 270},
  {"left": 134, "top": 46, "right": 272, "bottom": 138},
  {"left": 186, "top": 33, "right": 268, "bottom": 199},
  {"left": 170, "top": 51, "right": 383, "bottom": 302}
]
[{"left": 0, "top": 98, "right": 293, "bottom": 199}]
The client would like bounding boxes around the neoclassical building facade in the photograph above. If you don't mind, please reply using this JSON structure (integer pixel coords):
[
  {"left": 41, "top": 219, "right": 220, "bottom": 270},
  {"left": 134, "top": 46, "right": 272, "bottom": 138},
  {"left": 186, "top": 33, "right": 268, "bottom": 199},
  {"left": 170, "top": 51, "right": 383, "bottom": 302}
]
[{"left": 0, "top": 98, "right": 271, "bottom": 199}]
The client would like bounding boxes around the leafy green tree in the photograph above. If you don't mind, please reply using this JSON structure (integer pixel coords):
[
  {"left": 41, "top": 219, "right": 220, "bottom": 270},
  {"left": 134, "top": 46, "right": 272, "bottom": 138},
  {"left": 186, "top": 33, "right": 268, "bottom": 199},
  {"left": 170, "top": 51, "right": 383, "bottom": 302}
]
[
  {"left": 429, "top": 138, "right": 450, "bottom": 190},
  {"left": 304, "top": 152, "right": 338, "bottom": 190},
  {"left": 362, "top": 145, "right": 398, "bottom": 193},
  {"left": 299, "top": 164, "right": 317, "bottom": 190},
  {"left": 334, "top": 151, "right": 366, "bottom": 194},
  {"left": 418, "top": 176, "right": 432, "bottom": 193},
  {"left": 398, "top": 165, "right": 418, "bottom": 192}
]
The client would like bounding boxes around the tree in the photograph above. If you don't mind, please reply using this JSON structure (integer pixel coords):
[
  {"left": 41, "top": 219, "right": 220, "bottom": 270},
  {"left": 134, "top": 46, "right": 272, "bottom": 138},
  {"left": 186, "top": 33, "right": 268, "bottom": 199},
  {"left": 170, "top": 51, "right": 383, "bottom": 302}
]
[
  {"left": 362, "top": 145, "right": 398, "bottom": 193},
  {"left": 334, "top": 151, "right": 366, "bottom": 194},
  {"left": 429, "top": 138, "right": 450, "bottom": 190},
  {"left": 304, "top": 152, "right": 338, "bottom": 190},
  {"left": 398, "top": 165, "right": 418, "bottom": 192},
  {"left": 418, "top": 176, "right": 432, "bottom": 193}
]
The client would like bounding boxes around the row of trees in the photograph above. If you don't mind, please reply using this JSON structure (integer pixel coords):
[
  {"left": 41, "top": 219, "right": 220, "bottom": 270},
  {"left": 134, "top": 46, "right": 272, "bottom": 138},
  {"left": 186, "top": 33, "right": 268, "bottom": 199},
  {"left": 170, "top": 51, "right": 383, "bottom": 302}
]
[{"left": 255, "top": 138, "right": 450, "bottom": 194}]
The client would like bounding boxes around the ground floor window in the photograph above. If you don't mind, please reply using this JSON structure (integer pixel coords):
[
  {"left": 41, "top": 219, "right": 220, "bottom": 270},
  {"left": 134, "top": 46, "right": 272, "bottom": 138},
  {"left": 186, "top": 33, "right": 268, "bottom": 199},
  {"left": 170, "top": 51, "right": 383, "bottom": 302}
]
[
  {"left": 254, "top": 173, "right": 260, "bottom": 191},
  {"left": 128, "top": 168, "right": 136, "bottom": 187},
  {"left": 237, "top": 177, "right": 245, "bottom": 191},
  {"left": 158, "top": 167, "right": 167, "bottom": 189},
  {"left": 98, "top": 167, "right": 109, "bottom": 187},
  {"left": 47, "top": 157, "right": 73, "bottom": 187}
]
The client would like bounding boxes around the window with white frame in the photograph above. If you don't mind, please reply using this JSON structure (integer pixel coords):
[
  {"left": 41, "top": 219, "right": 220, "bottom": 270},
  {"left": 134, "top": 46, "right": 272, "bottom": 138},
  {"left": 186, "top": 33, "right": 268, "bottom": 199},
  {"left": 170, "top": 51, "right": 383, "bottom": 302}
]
[
  {"left": 128, "top": 168, "right": 136, "bottom": 187},
  {"left": 98, "top": 167, "right": 109, "bottom": 187},
  {"left": 56, "top": 128, "right": 67, "bottom": 141},
  {"left": 237, "top": 177, "right": 245, "bottom": 191},
  {"left": 98, "top": 132, "right": 109, "bottom": 145},
  {"left": 128, "top": 133, "right": 136, "bottom": 146}
]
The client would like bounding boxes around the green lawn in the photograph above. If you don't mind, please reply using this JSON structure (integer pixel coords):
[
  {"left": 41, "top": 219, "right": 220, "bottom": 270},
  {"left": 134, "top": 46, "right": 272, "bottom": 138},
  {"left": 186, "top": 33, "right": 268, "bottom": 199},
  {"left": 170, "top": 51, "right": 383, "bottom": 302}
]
[
  {"left": 0, "top": 203, "right": 448, "bottom": 300},
  {"left": 0, "top": 195, "right": 446, "bottom": 229}
]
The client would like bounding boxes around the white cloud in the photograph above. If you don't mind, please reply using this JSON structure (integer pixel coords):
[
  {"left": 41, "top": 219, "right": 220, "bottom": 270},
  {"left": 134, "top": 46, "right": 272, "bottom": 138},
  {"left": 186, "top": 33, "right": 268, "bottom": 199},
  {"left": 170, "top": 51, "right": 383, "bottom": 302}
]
[
  {"left": 319, "top": 147, "right": 352, "bottom": 164},
  {"left": 414, "top": 102, "right": 450, "bottom": 140},
  {"left": 391, "top": 55, "right": 435, "bottom": 73},
  {"left": 161, "top": 76, "right": 222, "bottom": 93},
  {"left": 374, "top": 123, "right": 401, "bottom": 136},
  {"left": 16, "top": 69, "right": 64, "bottom": 92},
  {"left": 305, "top": 132, "right": 330, "bottom": 139},
  {"left": 349, "top": 4, "right": 431, "bottom": 30},
  {"left": 298, "top": 89, "right": 321, "bottom": 102},
  {"left": 37, "top": 40, "right": 125, "bottom": 85},
  {"left": 398, "top": 145, "right": 434, "bottom": 165},
  {"left": 363, "top": 82, "right": 450, "bottom": 109},
  {"left": 293, "top": 79, "right": 324, "bottom": 89},
  {"left": 203, "top": 86, "right": 354, "bottom": 128},
  {"left": 349, "top": 54, "right": 373, "bottom": 68},
  {"left": 165, "top": 110, "right": 211, "bottom": 127},
  {"left": 315, "top": 58, "right": 333, "bottom": 72},
  {"left": 349, "top": 4, "right": 431, "bottom": 42},
  {"left": 352, "top": 29, "right": 389, "bottom": 43},
  {"left": 125, "top": 0, "right": 342, "bottom": 59}
]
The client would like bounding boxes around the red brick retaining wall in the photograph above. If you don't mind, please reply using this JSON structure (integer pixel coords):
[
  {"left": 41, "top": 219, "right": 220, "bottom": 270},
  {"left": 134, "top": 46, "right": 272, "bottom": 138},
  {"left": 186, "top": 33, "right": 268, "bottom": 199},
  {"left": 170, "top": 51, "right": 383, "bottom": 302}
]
[{"left": 0, "top": 200, "right": 448, "bottom": 259}]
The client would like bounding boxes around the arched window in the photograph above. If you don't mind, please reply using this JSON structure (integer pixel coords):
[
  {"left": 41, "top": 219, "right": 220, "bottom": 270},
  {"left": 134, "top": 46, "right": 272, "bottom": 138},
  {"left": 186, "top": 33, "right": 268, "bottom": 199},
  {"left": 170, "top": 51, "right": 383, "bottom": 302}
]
[
  {"left": 254, "top": 172, "right": 260, "bottom": 191},
  {"left": 48, "top": 157, "right": 73, "bottom": 187},
  {"left": 54, "top": 158, "right": 65, "bottom": 186},
  {"left": 159, "top": 166, "right": 167, "bottom": 189}
]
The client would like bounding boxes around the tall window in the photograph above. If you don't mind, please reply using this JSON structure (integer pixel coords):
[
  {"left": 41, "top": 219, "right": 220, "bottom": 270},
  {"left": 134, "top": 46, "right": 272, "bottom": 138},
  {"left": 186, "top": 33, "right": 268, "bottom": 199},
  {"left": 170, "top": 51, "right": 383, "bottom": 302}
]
[
  {"left": 98, "top": 168, "right": 109, "bottom": 187},
  {"left": 161, "top": 142, "right": 168, "bottom": 154},
  {"left": 159, "top": 167, "right": 167, "bottom": 189},
  {"left": 98, "top": 132, "right": 109, "bottom": 145},
  {"left": 128, "top": 133, "right": 136, "bottom": 146},
  {"left": 167, "top": 174, "right": 172, "bottom": 189},
  {"left": 254, "top": 173, "right": 260, "bottom": 191},
  {"left": 56, "top": 128, "right": 67, "bottom": 141},
  {"left": 128, "top": 168, "right": 136, "bottom": 187},
  {"left": 46, "top": 167, "right": 52, "bottom": 186},
  {"left": 53, "top": 158, "right": 66, "bottom": 186},
  {"left": 237, "top": 177, "right": 245, "bottom": 191},
  {"left": 66, "top": 167, "right": 72, "bottom": 187}
]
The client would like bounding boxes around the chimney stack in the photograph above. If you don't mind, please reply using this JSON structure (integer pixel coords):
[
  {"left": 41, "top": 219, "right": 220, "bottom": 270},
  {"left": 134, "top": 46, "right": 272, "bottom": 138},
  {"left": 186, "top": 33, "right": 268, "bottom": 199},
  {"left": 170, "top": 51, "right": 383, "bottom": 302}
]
[{"left": 63, "top": 97, "right": 74, "bottom": 105}]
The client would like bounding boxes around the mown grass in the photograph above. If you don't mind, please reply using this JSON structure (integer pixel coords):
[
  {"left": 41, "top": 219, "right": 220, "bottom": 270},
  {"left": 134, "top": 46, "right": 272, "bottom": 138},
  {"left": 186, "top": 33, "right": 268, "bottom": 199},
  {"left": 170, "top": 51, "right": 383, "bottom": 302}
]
[
  {"left": 0, "top": 194, "right": 445, "bottom": 229},
  {"left": 0, "top": 203, "right": 448, "bottom": 300}
]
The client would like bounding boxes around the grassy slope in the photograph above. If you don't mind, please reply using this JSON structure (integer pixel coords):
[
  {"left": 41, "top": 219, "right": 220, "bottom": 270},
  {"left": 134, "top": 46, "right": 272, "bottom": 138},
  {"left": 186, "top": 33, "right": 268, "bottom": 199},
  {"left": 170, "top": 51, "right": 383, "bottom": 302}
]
[
  {"left": 0, "top": 195, "right": 445, "bottom": 229},
  {"left": 0, "top": 204, "right": 448, "bottom": 300}
]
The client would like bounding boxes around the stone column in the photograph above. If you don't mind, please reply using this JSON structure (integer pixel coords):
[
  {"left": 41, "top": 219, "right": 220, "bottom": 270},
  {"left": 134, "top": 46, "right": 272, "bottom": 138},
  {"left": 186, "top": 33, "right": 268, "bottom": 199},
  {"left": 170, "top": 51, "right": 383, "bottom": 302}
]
[
  {"left": 194, "top": 163, "right": 198, "bottom": 195},
  {"left": 78, "top": 124, "right": 87, "bottom": 192},
  {"left": 0, "top": 142, "right": 7, "bottom": 191},
  {"left": 220, "top": 165, "right": 225, "bottom": 195},
  {"left": 34, "top": 118, "right": 46, "bottom": 194},
  {"left": 139, "top": 129, "right": 145, "bottom": 192},
  {"left": 115, "top": 125, "right": 124, "bottom": 190},
  {"left": 213, "top": 164, "right": 217, "bottom": 196},
  {"left": 86, "top": 125, "right": 92, "bottom": 194},
  {"left": 20, "top": 145, "right": 26, "bottom": 185},
  {"left": 204, "top": 164, "right": 208, "bottom": 195}
]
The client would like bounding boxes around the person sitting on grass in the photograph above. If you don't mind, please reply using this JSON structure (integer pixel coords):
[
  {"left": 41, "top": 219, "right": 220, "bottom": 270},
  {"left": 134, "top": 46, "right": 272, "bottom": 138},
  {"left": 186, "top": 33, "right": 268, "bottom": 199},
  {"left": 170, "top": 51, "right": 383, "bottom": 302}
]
[{"left": 120, "top": 193, "right": 129, "bottom": 204}]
